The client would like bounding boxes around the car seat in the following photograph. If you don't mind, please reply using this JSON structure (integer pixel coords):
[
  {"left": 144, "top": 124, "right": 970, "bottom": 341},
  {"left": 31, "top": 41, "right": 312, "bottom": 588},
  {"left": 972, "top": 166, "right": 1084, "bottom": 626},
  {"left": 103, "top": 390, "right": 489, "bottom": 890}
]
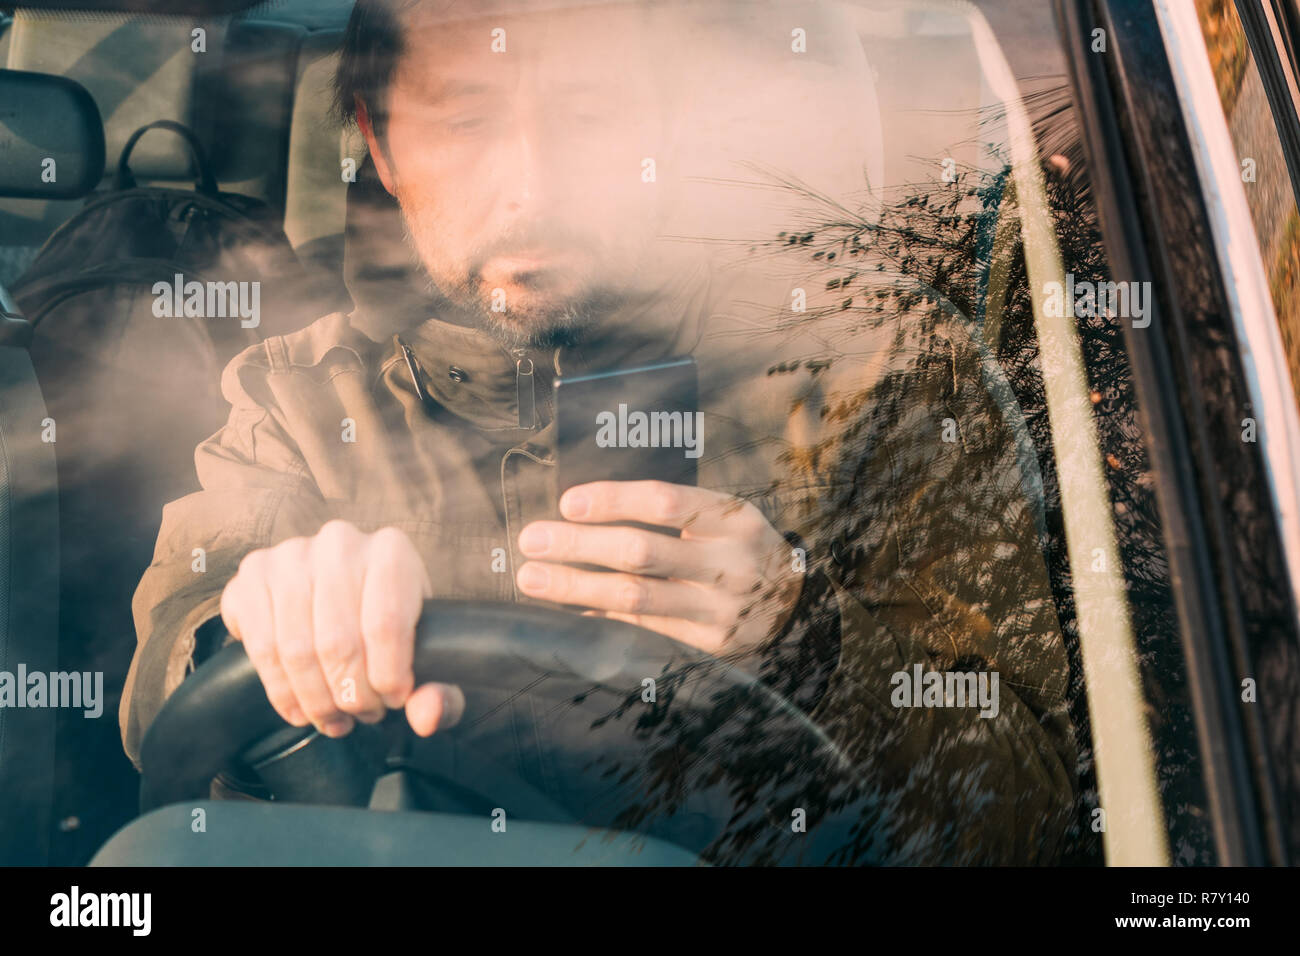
[
  {"left": 0, "top": 289, "right": 59, "bottom": 866},
  {"left": 0, "top": 7, "right": 332, "bottom": 865},
  {"left": 0, "top": 63, "right": 104, "bottom": 864}
]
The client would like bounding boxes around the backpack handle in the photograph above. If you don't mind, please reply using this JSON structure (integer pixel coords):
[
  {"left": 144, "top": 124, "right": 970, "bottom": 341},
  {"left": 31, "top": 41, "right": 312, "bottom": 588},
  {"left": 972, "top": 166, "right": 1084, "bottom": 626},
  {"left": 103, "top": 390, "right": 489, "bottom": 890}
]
[{"left": 114, "top": 120, "right": 219, "bottom": 196}]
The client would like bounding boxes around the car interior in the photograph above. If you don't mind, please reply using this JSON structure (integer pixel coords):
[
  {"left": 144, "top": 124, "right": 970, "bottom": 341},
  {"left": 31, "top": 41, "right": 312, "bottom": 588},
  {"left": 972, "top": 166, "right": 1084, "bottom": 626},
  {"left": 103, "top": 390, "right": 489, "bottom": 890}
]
[{"left": 0, "top": 0, "right": 1187, "bottom": 865}]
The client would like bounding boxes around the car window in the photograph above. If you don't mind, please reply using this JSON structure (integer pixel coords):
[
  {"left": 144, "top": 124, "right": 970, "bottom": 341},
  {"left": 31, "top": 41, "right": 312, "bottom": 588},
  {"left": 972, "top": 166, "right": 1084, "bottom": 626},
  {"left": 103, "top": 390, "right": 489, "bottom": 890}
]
[
  {"left": 0, "top": 0, "right": 1214, "bottom": 867},
  {"left": 1187, "top": 0, "right": 1300, "bottom": 865},
  {"left": 1196, "top": 0, "right": 1300, "bottom": 411}
]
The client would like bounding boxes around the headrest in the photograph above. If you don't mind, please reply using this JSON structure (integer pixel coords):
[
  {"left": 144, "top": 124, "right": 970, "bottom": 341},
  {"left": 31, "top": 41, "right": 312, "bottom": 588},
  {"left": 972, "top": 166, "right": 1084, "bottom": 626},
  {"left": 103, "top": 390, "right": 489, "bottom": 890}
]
[
  {"left": 5, "top": 9, "right": 229, "bottom": 182},
  {"left": 0, "top": 68, "right": 105, "bottom": 199}
]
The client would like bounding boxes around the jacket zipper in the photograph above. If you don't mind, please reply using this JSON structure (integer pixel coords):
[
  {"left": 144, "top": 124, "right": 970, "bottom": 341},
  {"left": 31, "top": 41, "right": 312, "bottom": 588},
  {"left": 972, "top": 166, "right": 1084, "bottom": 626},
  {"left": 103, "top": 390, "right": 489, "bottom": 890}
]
[
  {"left": 396, "top": 337, "right": 434, "bottom": 408},
  {"left": 513, "top": 347, "right": 536, "bottom": 430}
]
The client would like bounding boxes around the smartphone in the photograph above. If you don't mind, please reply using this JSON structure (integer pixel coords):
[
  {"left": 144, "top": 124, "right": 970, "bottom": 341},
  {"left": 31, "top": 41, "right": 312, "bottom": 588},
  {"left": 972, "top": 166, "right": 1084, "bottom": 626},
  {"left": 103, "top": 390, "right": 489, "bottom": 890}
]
[{"left": 554, "top": 356, "right": 700, "bottom": 513}]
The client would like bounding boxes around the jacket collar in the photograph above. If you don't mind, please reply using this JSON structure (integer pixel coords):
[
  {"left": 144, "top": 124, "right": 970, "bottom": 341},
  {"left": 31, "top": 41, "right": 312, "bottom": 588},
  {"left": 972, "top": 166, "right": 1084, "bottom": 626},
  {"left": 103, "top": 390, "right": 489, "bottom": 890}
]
[{"left": 342, "top": 156, "right": 710, "bottom": 432}]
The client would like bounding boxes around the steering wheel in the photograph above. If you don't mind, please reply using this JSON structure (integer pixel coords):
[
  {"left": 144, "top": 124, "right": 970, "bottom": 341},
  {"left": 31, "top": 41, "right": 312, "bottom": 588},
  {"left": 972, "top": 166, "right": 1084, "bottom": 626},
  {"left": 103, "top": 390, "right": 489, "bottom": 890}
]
[{"left": 139, "top": 600, "right": 876, "bottom": 864}]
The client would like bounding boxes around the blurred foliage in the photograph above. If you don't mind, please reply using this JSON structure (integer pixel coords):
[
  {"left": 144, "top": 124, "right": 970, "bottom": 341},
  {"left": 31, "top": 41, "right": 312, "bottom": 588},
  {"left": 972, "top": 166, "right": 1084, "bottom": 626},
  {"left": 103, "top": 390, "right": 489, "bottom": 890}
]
[
  {"left": 1269, "top": 209, "right": 1300, "bottom": 419},
  {"left": 1197, "top": 0, "right": 1250, "bottom": 114},
  {"left": 578, "top": 80, "right": 1217, "bottom": 865}
]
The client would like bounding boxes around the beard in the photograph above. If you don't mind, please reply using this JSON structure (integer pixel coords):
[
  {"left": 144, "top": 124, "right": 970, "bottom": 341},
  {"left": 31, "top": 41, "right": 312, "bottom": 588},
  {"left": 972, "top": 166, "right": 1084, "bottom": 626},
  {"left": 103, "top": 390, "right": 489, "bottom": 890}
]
[{"left": 399, "top": 207, "right": 627, "bottom": 352}]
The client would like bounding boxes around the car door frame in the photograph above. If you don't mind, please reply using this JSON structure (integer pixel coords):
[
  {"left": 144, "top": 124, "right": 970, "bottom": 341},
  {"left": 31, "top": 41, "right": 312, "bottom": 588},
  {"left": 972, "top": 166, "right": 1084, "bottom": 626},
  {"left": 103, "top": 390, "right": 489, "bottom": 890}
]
[{"left": 1056, "top": 0, "right": 1298, "bottom": 866}]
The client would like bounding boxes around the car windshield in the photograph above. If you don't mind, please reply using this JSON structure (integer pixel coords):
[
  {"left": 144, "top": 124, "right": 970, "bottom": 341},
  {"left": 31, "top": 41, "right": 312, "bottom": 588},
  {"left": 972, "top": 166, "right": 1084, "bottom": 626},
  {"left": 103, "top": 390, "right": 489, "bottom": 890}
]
[{"left": 0, "top": 0, "right": 1210, "bottom": 866}]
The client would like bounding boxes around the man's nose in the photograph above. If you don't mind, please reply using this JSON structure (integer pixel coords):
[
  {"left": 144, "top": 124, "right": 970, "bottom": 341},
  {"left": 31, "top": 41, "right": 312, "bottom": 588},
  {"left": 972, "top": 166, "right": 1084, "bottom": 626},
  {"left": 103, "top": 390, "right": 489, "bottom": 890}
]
[
  {"left": 507, "top": 131, "right": 539, "bottom": 210},
  {"left": 500, "top": 113, "right": 567, "bottom": 213}
]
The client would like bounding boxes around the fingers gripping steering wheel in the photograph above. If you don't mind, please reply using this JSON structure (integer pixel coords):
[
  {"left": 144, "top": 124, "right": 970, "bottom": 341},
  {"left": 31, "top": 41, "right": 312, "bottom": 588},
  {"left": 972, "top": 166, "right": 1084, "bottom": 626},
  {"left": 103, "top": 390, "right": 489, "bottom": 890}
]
[{"left": 140, "top": 600, "right": 871, "bottom": 864}]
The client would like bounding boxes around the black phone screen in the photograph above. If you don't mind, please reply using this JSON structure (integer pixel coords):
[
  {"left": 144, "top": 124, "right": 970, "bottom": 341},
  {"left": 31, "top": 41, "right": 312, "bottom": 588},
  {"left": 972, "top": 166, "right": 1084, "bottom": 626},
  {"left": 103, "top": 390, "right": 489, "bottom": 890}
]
[{"left": 553, "top": 356, "right": 700, "bottom": 503}]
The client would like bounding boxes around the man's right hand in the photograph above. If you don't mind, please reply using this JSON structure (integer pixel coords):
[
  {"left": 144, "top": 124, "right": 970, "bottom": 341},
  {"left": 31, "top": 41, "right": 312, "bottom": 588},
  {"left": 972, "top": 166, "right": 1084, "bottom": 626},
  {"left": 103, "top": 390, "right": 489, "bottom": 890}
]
[{"left": 219, "top": 520, "right": 464, "bottom": 739}]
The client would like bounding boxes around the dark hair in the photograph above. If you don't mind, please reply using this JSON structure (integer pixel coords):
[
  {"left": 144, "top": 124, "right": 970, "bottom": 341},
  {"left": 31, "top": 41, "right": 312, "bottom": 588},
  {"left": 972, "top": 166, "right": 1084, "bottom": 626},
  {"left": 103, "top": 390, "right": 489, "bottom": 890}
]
[
  {"left": 334, "top": 0, "right": 413, "bottom": 138},
  {"left": 335, "top": 0, "right": 672, "bottom": 138}
]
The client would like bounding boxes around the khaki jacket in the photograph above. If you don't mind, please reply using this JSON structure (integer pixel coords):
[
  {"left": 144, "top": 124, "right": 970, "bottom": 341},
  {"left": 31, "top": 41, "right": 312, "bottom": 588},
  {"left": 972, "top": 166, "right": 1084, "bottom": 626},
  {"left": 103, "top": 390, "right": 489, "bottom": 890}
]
[{"left": 122, "top": 184, "right": 1076, "bottom": 864}]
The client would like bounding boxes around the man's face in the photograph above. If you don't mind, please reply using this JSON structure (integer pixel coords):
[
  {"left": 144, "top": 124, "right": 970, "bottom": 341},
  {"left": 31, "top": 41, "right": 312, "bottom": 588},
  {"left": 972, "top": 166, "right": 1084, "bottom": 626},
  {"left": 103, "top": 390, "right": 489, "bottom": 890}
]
[{"left": 366, "top": 5, "right": 671, "bottom": 348}]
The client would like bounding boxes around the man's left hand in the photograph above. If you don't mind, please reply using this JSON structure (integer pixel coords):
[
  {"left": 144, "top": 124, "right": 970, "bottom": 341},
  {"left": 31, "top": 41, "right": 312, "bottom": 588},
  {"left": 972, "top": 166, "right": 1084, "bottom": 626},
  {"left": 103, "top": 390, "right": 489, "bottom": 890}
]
[{"left": 516, "top": 481, "right": 804, "bottom": 656}]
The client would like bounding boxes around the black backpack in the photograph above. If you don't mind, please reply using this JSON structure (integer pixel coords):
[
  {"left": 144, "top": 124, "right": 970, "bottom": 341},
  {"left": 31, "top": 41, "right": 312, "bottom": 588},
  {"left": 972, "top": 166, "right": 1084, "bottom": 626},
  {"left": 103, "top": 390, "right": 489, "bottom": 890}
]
[
  {"left": 10, "top": 120, "right": 341, "bottom": 844},
  {"left": 13, "top": 119, "right": 331, "bottom": 337}
]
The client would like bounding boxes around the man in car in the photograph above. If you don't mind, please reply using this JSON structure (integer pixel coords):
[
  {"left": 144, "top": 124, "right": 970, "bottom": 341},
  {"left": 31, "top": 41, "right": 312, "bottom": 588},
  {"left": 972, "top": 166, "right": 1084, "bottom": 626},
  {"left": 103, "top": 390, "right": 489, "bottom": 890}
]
[{"left": 121, "top": 0, "right": 1077, "bottom": 864}]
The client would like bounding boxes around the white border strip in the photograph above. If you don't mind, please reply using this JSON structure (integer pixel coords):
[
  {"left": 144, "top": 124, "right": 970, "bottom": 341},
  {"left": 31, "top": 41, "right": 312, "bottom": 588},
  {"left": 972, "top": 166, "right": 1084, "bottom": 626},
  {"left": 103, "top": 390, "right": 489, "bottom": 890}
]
[{"left": 1154, "top": 0, "right": 1300, "bottom": 644}]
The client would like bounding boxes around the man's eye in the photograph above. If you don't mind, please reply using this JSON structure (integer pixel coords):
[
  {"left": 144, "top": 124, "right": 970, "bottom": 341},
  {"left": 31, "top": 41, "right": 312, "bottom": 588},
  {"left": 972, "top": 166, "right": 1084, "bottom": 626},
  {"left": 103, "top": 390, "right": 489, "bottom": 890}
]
[{"left": 444, "top": 114, "right": 492, "bottom": 133}]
